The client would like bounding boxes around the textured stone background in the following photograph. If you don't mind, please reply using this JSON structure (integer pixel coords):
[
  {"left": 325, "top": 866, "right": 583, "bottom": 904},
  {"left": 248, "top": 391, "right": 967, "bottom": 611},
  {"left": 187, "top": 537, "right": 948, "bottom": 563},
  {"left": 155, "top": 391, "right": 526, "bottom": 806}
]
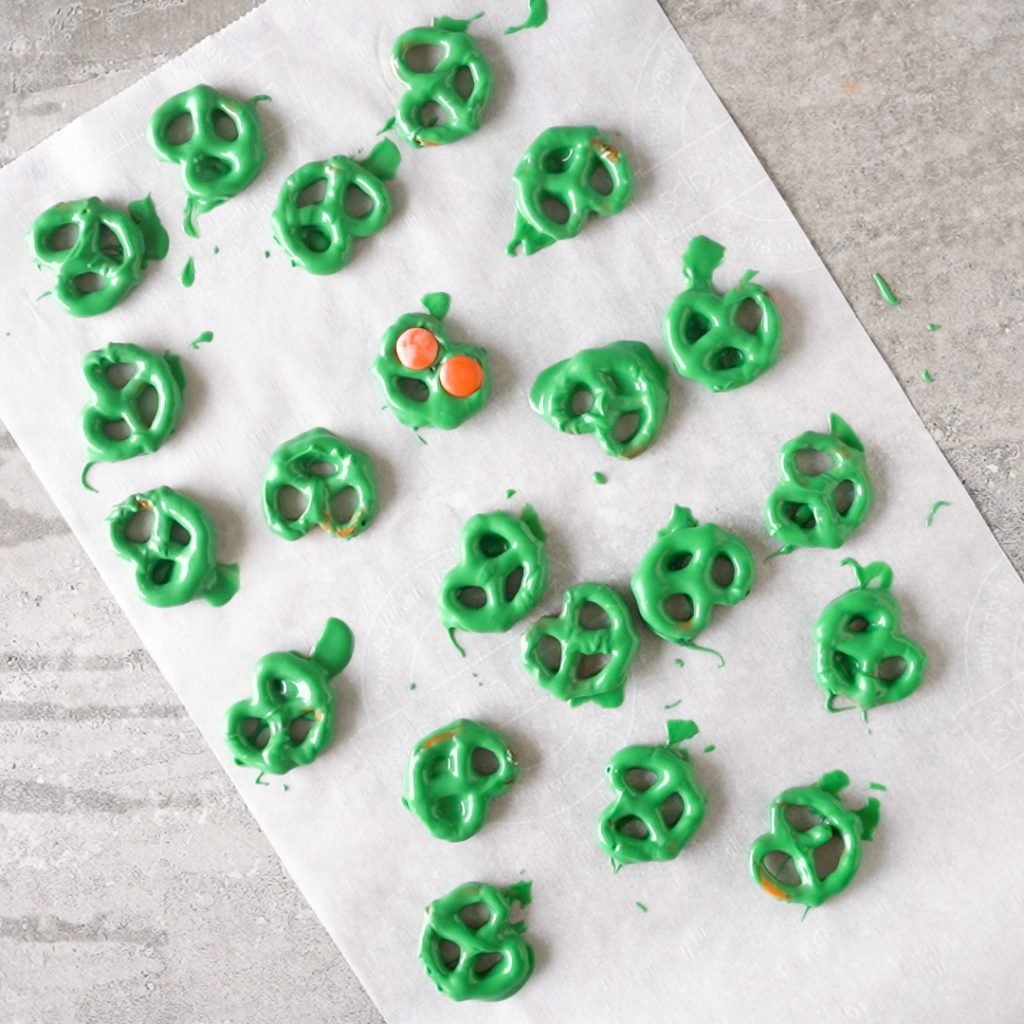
[{"left": 1, "top": 1, "right": 1020, "bottom": 1021}]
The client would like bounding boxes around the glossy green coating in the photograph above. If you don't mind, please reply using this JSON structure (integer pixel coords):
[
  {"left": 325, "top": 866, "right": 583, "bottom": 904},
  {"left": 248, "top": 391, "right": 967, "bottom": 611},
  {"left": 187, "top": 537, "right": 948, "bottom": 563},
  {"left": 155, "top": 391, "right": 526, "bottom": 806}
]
[
  {"left": 597, "top": 720, "right": 707, "bottom": 869},
  {"left": 529, "top": 341, "right": 668, "bottom": 459},
  {"left": 374, "top": 292, "right": 491, "bottom": 431},
  {"left": 149, "top": 84, "right": 267, "bottom": 236},
  {"left": 262, "top": 428, "right": 377, "bottom": 542},
  {"left": 631, "top": 505, "right": 755, "bottom": 647},
  {"left": 505, "top": 0, "right": 548, "bottom": 33},
  {"left": 507, "top": 126, "right": 633, "bottom": 256},
  {"left": 440, "top": 508, "right": 548, "bottom": 637},
  {"left": 814, "top": 559, "right": 927, "bottom": 712},
  {"left": 108, "top": 486, "right": 239, "bottom": 608},
  {"left": 391, "top": 15, "right": 492, "bottom": 147},
  {"left": 224, "top": 618, "right": 353, "bottom": 775},
  {"left": 420, "top": 880, "right": 534, "bottom": 1002},
  {"left": 29, "top": 195, "right": 167, "bottom": 317},
  {"left": 402, "top": 718, "right": 518, "bottom": 841},
  {"left": 81, "top": 343, "right": 186, "bottom": 485},
  {"left": 765, "top": 413, "right": 874, "bottom": 552},
  {"left": 271, "top": 139, "right": 400, "bottom": 274},
  {"left": 521, "top": 582, "right": 639, "bottom": 708},
  {"left": 663, "top": 235, "right": 781, "bottom": 392},
  {"left": 750, "top": 770, "right": 881, "bottom": 908},
  {"left": 872, "top": 272, "right": 901, "bottom": 306}
]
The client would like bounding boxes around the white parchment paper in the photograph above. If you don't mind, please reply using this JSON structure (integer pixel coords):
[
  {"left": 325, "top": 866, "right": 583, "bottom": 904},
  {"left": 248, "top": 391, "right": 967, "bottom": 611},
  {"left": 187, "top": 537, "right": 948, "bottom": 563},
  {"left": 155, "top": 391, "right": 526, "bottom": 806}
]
[{"left": 1, "top": 1, "right": 1023, "bottom": 1020}]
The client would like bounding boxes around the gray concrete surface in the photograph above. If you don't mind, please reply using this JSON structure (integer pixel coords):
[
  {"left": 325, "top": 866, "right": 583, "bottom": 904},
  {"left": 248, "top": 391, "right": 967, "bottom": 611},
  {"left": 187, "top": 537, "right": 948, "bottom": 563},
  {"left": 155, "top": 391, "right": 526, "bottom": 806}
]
[{"left": 1, "top": 1, "right": 1021, "bottom": 1021}]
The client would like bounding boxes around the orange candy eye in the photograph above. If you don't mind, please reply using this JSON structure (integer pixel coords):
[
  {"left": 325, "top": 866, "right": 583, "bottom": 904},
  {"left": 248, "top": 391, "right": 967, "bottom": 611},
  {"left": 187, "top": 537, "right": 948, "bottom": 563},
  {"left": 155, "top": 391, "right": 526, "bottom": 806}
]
[
  {"left": 439, "top": 354, "right": 485, "bottom": 398},
  {"left": 395, "top": 327, "right": 440, "bottom": 370}
]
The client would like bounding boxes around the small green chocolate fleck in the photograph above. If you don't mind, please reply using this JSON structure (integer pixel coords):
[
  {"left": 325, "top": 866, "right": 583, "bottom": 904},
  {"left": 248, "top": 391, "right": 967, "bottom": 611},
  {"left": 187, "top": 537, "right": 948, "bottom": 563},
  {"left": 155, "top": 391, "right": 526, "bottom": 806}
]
[
  {"left": 869, "top": 781, "right": 887, "bottom": 791},
  {"left": 181, "top": 257, "right": 195, "bottom": 288},
  {"left": 403, "top": 719, "right": 518, "bottom": 841},
  {"left": 522, "top": 582, "right": 639, "bottom": 708},
  {"left": 506, "top": 488, "right": 517, "bottom": 499},
  {"left": 593, "top": 471, "right": 608, "bottom": 484},
  {"left": 263, "top": 250, "right": 270, "bottom": 258},
  {"left": 189, "top": 330, "right": 214, "bottom": 349},
  {"left": 225, "top": 618, "right": 352, "bottom": 775},
  {"left": 872, "top": 272, "right": 901, "bottom": 306},
  {"left": 213, "top": 246, "right": 220, "bottom": 254},
  {"left": 921, "top": 368, "right": 933, "bottom": 383},
  {"left": 674, "top": 657, "right": 685, "bottom": 668},
  {"left": 703, "top": 744, "right": 716, "bottom": 753},
  {"left": 814, "top": 558, "right": 927, "bottom": 711},
  {"left": 409, "top": 682, "right": 416, "bottom": 691},
  {"left": 255, "top": 771, "right": 268, "bottom": 786},
  {"left": 634, "top": 901, "right": 648, "bottom": 913},
  {"left": 925, "top": 499, "right": 951, "bottom": 526},
  {"left": 508, "top": 126, "right": 633, "bottom": 256},
  {"left": 420, "top": 880, "right": 534, "bottom": 1002},
  {"left": 663, "top": 698, "right": 682, "bottom": 710},
  {"left": 666, "top": 719, "right": 699, "bottom": 744},
  {"left": 926, "top": 323, "right": 941, "bottom": 332}
]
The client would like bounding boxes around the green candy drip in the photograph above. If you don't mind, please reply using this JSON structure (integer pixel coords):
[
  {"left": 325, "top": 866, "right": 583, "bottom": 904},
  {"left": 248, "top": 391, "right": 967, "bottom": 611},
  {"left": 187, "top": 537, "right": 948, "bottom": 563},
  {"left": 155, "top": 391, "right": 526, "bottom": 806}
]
[
  {"left": 630, "top": 505, "right": 755, "bottom": 648},
  {"left": 765, "top": 413, "right": 874, "bottom": 551},
  {"left": 597, "top": 720, "right": 707, "bottom": 869},
  {"left": 439, "top": 508, "right": 548, "bottom": 635},
  {"left": 402, "top": 718, "right": 518, "bottom": 841},
  {"left": 507, "top": 125, "right": 634, "bottom": 256},
  {"left": 521, "top": 582, "right": 640, "bottom": 708},
  {"left": 391, "top": 15, "right": 493, "bottom": 148},
  {"left": 224, "top": 618, "right": 353, "bottom": 775},
  {"left": 505, "top": 0, "right": 548, "bottom": 34},
  {"left": 271, "top": 139, "right": 399, "bottom": 274},
  {"left": 262, "top": 427, "right": 378, "bottom": 542},
  {"left": 529, "top": 341, "right": 669, "bottom": 459},
  {"left": 28, "top": 195, "right": 167, "bottom": 317},
  {"left": 108, "top": 486, "right": 239, "bottom": 608},
  {"left": 750, "top": 770, "right": 881, "bottom": 908},
  {"left": 374, "top": 292, "right": 491, "bottom": 431},
  {"left": 813, "top": 558, "right": 927, "bottom": 712},
  {"left": 189, "top": 330, "right": 214, "bottom": 349},
  {"left": 181, "top": 257, "right": 195, "bottom": 287},
  {"left": 663, "top": 235, "right": 782, "bottom": 392},
  {"left": 420, "top": 880, "right": 534, "bottom": 1002},
  {"left": 925, "top": 499, "right": 951, "bottom": 526},
  {"left": 148, "top": 84, "right": 267, "bottom": 236},
  {"left": 80, "top": 342, "right": 186, "bottom": 490},
  {"left": 872, "top": 272, "right": 901, "bottom": 306}
]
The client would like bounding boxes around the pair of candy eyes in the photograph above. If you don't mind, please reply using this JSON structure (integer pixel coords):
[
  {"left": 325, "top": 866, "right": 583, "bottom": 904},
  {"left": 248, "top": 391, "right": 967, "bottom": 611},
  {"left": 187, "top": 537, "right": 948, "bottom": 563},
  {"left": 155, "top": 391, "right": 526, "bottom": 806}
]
[{"left": 395, "top": 327, "right": 484, "bottom": 398}]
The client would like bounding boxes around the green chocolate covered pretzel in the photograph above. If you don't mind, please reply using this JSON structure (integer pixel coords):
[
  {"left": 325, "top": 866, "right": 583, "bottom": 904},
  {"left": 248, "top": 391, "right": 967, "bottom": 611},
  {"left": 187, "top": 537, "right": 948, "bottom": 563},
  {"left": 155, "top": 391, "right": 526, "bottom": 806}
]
[
  {"left": 521, "top": 582, "right": 639, "bottom": 708},
  {"left": 750, "top": 770, "right": 881, "bottom": 908},
  {"left": 507, "top": 125, "right": 633, "bottom": 256},
  {"left": 262, "top": 428, "right": 377, "bottom": 541},
  {"left": 663, "top": 235, "right": 781, "bottom": 392},
  {"left": 402, "top": 718, "right": 518, "bottom": 842},
  {"left": 814, "top": 559, "right": 927, "bottom": 712},
  {"left": 108, "top": 486, "right": 238, "bottom": 608},
  {"left": 225, "top": 618, "right": 353, "bottom": 776},
  {"left": 148, "top": 84, "right": 267, "bottom": 237},
  {"left": 529, "top": 341, "right": 668, "bottom": 459},
  {"left": 420, "top": 880, "right": 534, "bottom": 1002}
]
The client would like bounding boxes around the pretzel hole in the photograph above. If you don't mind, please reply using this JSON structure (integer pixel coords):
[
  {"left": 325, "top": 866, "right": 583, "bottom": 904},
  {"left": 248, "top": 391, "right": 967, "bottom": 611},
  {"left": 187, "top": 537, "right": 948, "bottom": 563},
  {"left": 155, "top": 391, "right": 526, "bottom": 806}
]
[
  {"left": 268, "top": 679, "right": 290, "bottom": 697},
  {"left": 711, "top": 347, "right": 743, "bottom": 370},
  {"left": 124, "top": 507, "right": 154, "bottom": 543},
  {"left": 813, "top": 833, "right": 846, "bottom": 880},
  {"left": 569, "top": 386, "right": 594, "bottom": 415},
  {"left": 683, "top": 311, "right": 711, "bottom": 343},
  {"left": 105, "top": 362, "right": 136, "bottom": 387},
  {"left": 297, "top": 178, "right": 327, "bottom": 207},
  {"left": 402, "top": 43, "right": 444, "bottom": 73},
  {"left": 783, "top": 501, "right": 815, "bottom": 531},
  {"left": 847, "top": 615, "right": 869, "bottom": 634},
  {"left": 534, "top": 635, "right": 562, "bottom": 673},
  {"left": 328, "top": 487, "right": 357, "bottom": 524},
  {"left": 397, "top": 376, "right": 430, "bottom": 403},
  {"left": 307, "top": 461, "right": 336, "bottom": 477},
  {"left": 612, "top": 412, "right": 640, "bottom": 443},
  {"left": 169, "top": 522, "right": 191, "bottom": 548},
  {"left": 540, "top": 193, "right": 570, "bottom": 225},
  {"left": 164, "top": 113, "right": 194, "bottom": 145},
  {"left": 660, "top": 793, "right": 684, "bottom": 828},
  {"left": 576, "top": 653, "right": 609, "bottom": 680},
  {"left": 344, "top": 185, "right": 374, "bottom": 220},
  {"left": 834, "top": 480, "right": 855, "bottom": 517},
  {"left": 213, "top": 109, "right": 239, "bottom": 141},
  {"left": 832, "top": 650, "right": 857, "bottom": 684},
  {"left": 277, "top": 485, "right": 309, "bottom": 522},
  {"left": 98, "top": 225, "right": 124, "bottom": 261},
  {"left": 471, "top": 747, "right": 500, "bottom": 776},
  {"left": 417, "top": 100, "right": 447, "bottom": 129},
  {"left": 473, "top": 952, "right": 504, "bottom": 977},
  {"left": 453, "top": 65, "right": 474, "bottom": 99},
  {"left": 624, "top": 768, "right": 658, "bottom": 792},
  {"left": 458, "top": 902, "right": 491, "bottom": 931},
  {"left": 794, "top": 448, "right": 834, "bottom": 476},
  {"left": 663, "top": 593, "right": 694, "bottom": 623},
  {"left": 784, "top": 804, "right": 822, "bottom": 833},
  {"left": 877, "top": 656, "right": 907, "bottom": 682},
  {"left": 73, "top": 272, "right": 105, "bottom": 294},
  {"left": 438, "top": 939, "right": 461, "bottom": 970},
  {"left": 504, "top": 567, "right": 524, "bottom": 602},
  {"left": 615, "top": 815, "right": 649, "bottom": 840},
  {"left": 298, "top": 226, "right": 332, "bottom": 254},
  {"left": 589, "top": 163, "right": 614, "bottom": 196},
  {"left": 735, "top": 298, "right": 763, "bottom": 332},
  {"left": 479, "top": 532, "right": 510, "bottom": 558},
  {"left": 542, "top": 147, "right": 572, "bottom": 174},
  {"left": 150, "top": 559, "right": 174, "bottom": 585},
  {"left": 45, "top": 223, "right": 79, "bottom": 252},
  {"left": 135, "top": 385, "right": 159, "bottom": 428},
  {"left": 711, "top": 555, "right": 735, "bottom": 587},
  {"left": 761, "top": 850, "right": 800, "bottom": 886},
  {"left": 102, "top": 419, "right": 132, "bottom": 441},
  {"left": 457, "top": 586, "right": 487, "bottom": 609},
  {"left": 240, "top": 717, "right": 271, "bottom": 750},
  {"left": 579, "top": 601, "right": 611, "bottom": 630},
  {"left": 288, "top": 715, "right": 315, "bottom": 744}
]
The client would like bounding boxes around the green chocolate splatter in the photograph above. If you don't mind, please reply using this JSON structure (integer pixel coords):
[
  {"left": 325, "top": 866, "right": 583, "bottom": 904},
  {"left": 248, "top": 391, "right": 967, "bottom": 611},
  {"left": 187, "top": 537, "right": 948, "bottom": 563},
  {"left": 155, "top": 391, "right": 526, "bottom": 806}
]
[
  {"left": 926, "top": 323, "right": 941, "bottom": 332},
  {"left": 869, "top": 781, "right": 887, "bottom": 791},
  {"left": 872, "top": 272, "right": 901, "bottom": 306},
  {"left": 921, "top": 368, "right": 933, "bottom": 383},
  {"left": 663, "top": 698, "right": 682, "bottom": 710},
  {"left": 634, "top": 901, "right": 648, "bottom": 913},
  {"left": 127, "top": 196, "right": 170, "bottom": 262},
  {"left": 506, "top": 488, "right": 517, "bottom": 498},
  {"left": 593, "top": 471, "right": 607, "bottom": 484},
  {"left": 409, "top": 682, "right": 417, "bottom": 691},
  {"left": 926, "top": 499, "right": 951, "bottom": 526},
  {"left": 665, "top": 719, "right": 699, "bottom": 744},
  {"left": 674, "top": 657, "right": 685, "bottom": 668},
  {"left": 189, "top": 330, "right": 214, "bottom": 350},
  {"left": 213, "top": 246, "right": 220, "bottom": 254},
  {"left": 703, "top": 744, "right": 716, "bottom": 753},
  {"left": 181, "top": 257, "right": 195, "bottom": 288},
  {"left": 263, "top": 250, "right": 270, "bottom": 258},
  {"left": 506, "top": 0, "right": 548, "bottom": 33},
  {"left": 255, "top": 772, "right": 268, "bottom": 786}
]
